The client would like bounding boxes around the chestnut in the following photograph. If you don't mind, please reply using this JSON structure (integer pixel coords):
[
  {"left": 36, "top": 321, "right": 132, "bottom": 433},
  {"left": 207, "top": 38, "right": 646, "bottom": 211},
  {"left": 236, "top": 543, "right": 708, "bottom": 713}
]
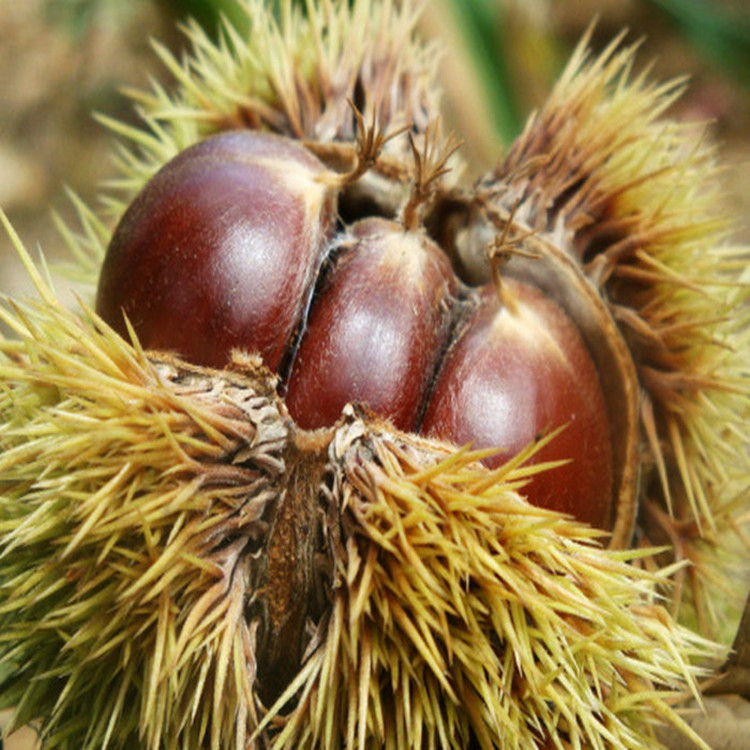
[
  {"left": 95, "top": 131, "right": 622, "bottom": 534},
  {"left": 420, "top": 279, "right": 614, "bottom": 530},
  {"left": 285, "top": 218, "right": 457, "bottom": 431},
  {"left": 96, "top": 131, "right": 337, "bottom": 370}
]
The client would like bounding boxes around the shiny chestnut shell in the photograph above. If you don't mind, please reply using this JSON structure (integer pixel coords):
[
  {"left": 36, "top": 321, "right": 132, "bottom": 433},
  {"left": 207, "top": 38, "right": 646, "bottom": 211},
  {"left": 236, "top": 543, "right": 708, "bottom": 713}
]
[
  {"left": 285, "top": 218, "right": 457, "bottom": 432},
  {"left": 421, "top": 279, "right": 613, "bottom": 530},
  {"left": 96, "top": 131, "right": 336, "bottom": 370},
  {"left": 96, "top": 131, "right": 637, "bottom": 538}
]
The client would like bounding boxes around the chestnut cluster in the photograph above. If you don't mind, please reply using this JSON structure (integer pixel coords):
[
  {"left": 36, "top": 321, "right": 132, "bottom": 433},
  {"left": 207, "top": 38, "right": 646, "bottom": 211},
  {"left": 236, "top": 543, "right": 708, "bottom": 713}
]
[{"left": 96, "top": 129, "right": 614, "bottom": 530}]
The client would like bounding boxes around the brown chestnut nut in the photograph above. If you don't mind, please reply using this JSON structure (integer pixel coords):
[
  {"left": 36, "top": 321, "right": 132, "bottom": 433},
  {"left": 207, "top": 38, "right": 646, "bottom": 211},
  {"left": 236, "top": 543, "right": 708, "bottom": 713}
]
[
  {"left": 95, "top": 132, "right": 621, "bottom": 534},
  {"left": 285, "top": 218, "right": 457, "bottom": 431},
  {"left": 420, "top": 279, "right": 614, "bottom": 530},
  {"left": 96, "top": 131, "right": 337, "bottom": 370}
]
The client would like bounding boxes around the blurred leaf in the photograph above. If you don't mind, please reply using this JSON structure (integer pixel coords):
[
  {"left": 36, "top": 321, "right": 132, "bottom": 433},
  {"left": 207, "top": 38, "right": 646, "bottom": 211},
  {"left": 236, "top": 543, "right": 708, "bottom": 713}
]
[
  {"left": 647, "top": 0, "right": 750, "bottom": 84},
  {"left": 445, "top": 0, "right": 523, "bottom": 145},
  {"left": 43, "top": 0, "right": 97, "bottom": 38},
  {"left": 158, "top": 0, "right": 250, "bottom": 37}
]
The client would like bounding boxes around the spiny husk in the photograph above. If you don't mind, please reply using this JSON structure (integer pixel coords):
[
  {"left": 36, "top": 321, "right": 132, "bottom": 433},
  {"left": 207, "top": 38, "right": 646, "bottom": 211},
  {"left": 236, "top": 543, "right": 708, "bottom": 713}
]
[
  {"left": 262, "top": 418, "right": 719, "bottom": 750},
  {"left": 89, "top": 0, "right": 445, "bottom": 233},
  {"left": 0, "top": 218, "right": 289, "bottom": 748},
  {"left": 0, "top": 216, "right": 724, "bottom": 748},
  {"left": 470, "top": 34, "right": 750, "bottom": 635}
]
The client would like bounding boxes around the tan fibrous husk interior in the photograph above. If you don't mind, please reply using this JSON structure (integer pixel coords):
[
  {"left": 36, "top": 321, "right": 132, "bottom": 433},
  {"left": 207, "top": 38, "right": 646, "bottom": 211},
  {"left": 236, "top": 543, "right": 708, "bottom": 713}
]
[{"left": 1, "top": 0, "right": 749, "bottom": 747}]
